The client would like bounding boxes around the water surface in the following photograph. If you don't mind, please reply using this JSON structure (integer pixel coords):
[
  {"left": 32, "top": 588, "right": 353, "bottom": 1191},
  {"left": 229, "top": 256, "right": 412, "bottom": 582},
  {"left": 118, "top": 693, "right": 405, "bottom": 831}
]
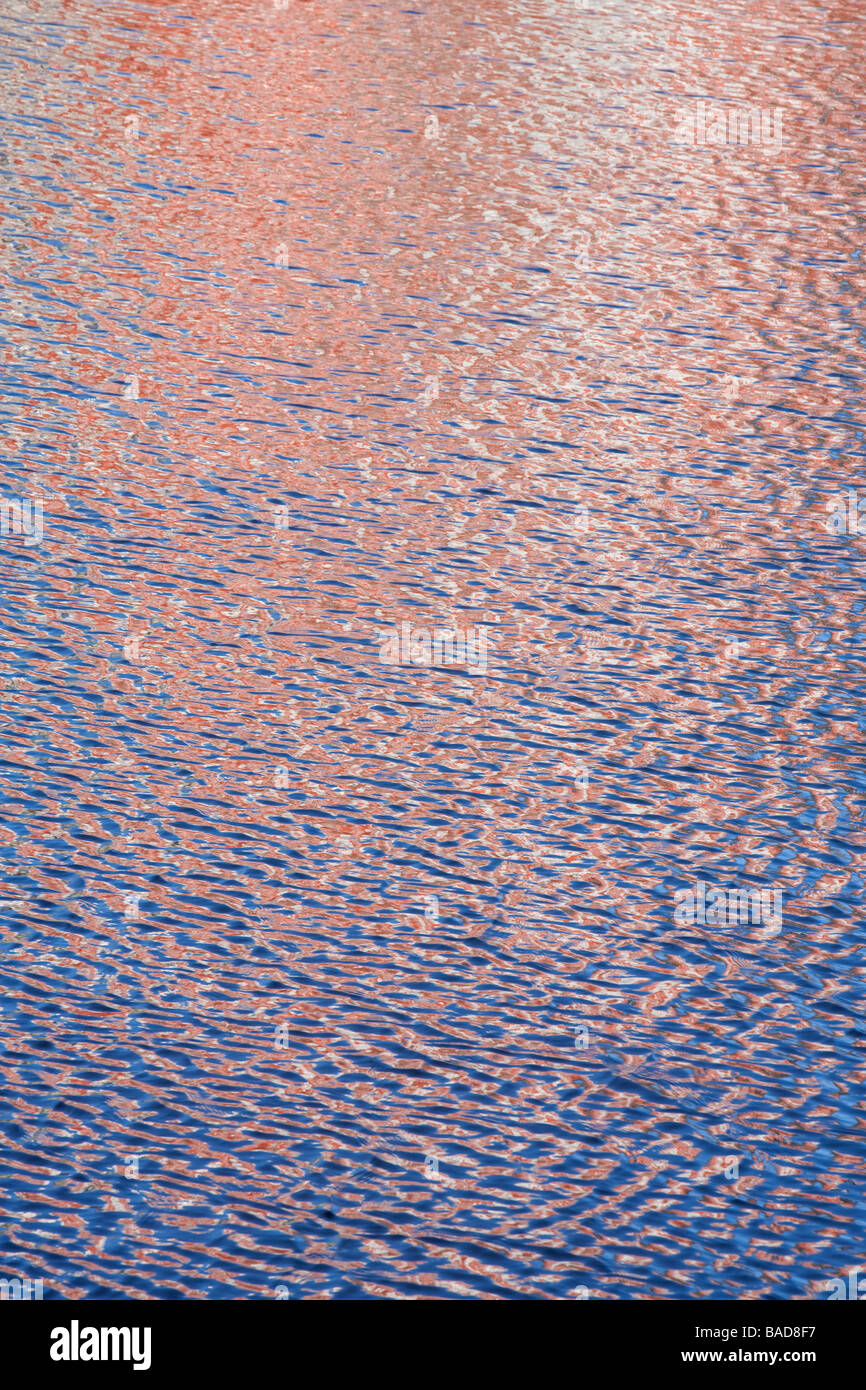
[{"left": 0, "top": 0, "right": 864, "bottom": 1299}]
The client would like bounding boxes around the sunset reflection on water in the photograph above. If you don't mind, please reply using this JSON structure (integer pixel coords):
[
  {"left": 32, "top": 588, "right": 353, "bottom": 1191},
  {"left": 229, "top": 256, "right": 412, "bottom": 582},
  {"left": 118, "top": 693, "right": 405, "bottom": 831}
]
[{"left": 0, "top": 0, "right": 864, "bottom": 1300}]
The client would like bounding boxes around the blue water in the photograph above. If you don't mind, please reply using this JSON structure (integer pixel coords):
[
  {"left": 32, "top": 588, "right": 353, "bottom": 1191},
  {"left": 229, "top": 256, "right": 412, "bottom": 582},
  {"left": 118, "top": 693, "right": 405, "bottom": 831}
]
[{"left": 0, "top": 0, "right": 864, "bottom": 1299}]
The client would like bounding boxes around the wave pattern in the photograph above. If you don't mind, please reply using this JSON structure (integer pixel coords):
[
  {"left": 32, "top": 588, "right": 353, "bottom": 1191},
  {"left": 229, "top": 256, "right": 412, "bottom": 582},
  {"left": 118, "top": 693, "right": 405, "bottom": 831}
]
[{"left": 0, "top": 0, "right": 864, "bottom": 1299}]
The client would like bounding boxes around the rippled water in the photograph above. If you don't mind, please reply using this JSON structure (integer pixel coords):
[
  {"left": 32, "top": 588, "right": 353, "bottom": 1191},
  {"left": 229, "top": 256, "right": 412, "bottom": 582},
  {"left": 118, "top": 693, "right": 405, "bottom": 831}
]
[{"left": 1, "top": 0, "right": 864, "bottom": 1301}]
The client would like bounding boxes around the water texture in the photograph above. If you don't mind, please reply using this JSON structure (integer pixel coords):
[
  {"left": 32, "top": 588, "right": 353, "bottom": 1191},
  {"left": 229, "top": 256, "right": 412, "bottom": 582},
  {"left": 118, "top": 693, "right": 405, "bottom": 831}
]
[{"left": 0, "top": 0, "right": 864, "bottom": 1299}]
